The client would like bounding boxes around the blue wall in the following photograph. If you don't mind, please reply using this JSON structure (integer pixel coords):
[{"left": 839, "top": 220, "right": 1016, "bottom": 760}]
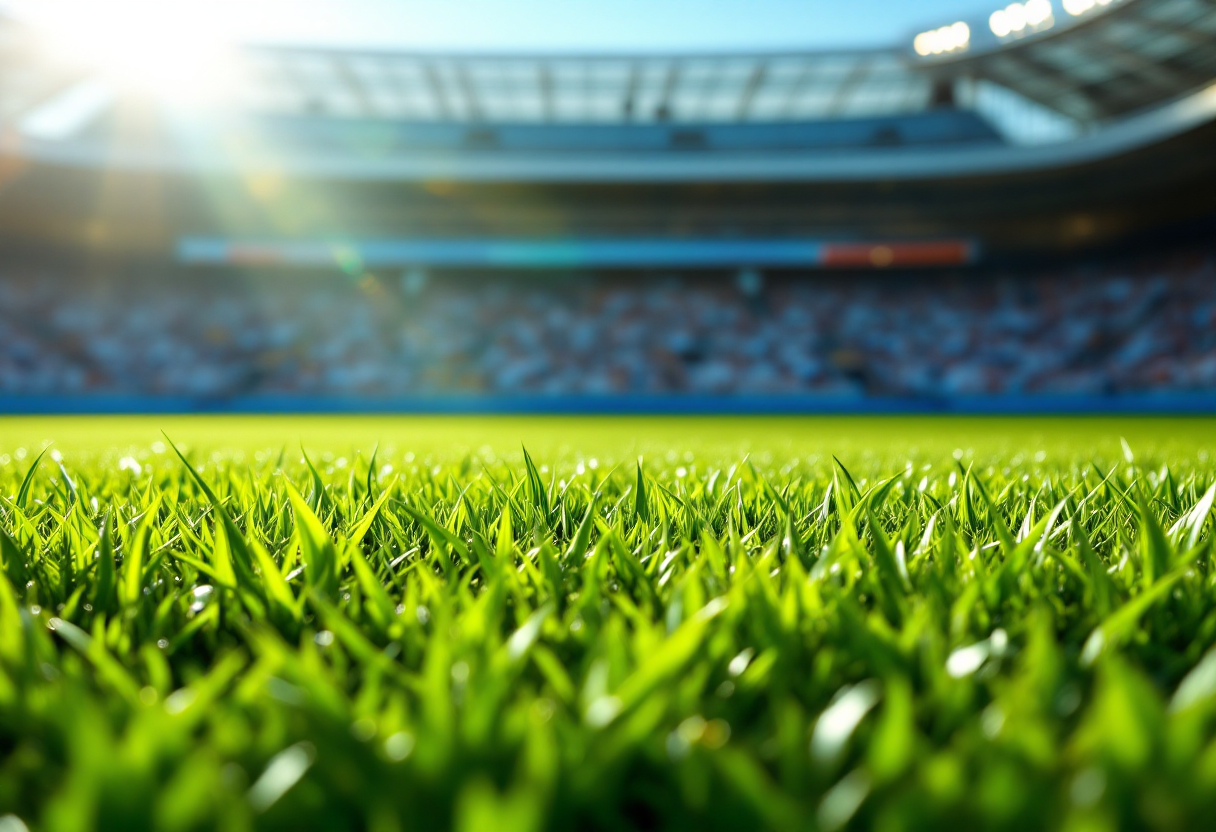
[{"left": 2, "top": 393, "right": 1212, "bottom": 416}]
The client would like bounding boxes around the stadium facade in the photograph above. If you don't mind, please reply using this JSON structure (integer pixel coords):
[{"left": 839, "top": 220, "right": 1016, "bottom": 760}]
[{"left": 0, "top": 0, "right": 1213, "bottom": 413}]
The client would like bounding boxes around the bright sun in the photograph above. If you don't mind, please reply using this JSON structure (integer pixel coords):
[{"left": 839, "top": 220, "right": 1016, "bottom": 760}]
[{"left": 16, "top": 0, "right": 234, "bottom": 98}]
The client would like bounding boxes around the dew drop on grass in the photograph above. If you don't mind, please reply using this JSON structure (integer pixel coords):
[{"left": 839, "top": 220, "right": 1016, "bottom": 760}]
[
  {"left": 190, "top": 585, "right": 214, "bottom": 613},
  {"left": 818, "top": 769, "right": 871, "bottom": 832},
  {"left": 666, "top": 731, "right": 689, "bottom": 760},
  {"left": 811, "top": 681, "right": 881, "bottom": 764},
  {"left": 677, "top": 715, "right": 706, "bottom": 744},
  {"left": 351, "top": 719, "right": 377, "bottom": 742},
  {"left": 164, "top": 688, "right": 196, "bottom": 715},
  {"left": 724, "top": 647, "right": 753, "bottom": 681},
  {"left": 1170, "top": 647, "right": 1216, "bottom": 713},
  {"left": 0, "top": 814, "right": 31, "bottom": 832},
  {"left": 946, "top": 642, "right": 990, "bottom": 678},
  {"left": 248, "top": 742, "right": 315, "bottom": 813},
  {"left": 1071, "top": 768, "right": 1106, "bottom": 807},
  {"left": 981, "top": 704, "right": 1005, "bottom": 738},
  {"left": 585, "top": 696, "right": 622, "bottom": 728},
  {"left": 384, "top": 732, "right": 415, "bottom": 762}
]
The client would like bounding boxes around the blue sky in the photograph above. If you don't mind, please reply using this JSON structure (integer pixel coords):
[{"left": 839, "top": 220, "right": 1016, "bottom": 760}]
[{"left": 3, "top": 0, "right": 998, "bottom": 52}]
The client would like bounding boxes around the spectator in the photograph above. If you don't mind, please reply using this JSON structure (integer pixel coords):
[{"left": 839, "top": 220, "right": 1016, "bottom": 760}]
[{"left": 0, "top": 248, "right": 1212, "bottom": 399}]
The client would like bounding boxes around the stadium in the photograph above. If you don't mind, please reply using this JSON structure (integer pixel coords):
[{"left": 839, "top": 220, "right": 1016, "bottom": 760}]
[
  {"left": 1, "top": 0, "right": 1213, "bottom": 412},
  {"left": 0, "top": 0, "right": 1214, "bottom": 830}
]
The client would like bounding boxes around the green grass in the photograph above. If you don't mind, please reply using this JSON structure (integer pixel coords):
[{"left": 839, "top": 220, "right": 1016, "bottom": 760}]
[{"left": 1, "top": 415, "right": 1215, "bottom": 832}]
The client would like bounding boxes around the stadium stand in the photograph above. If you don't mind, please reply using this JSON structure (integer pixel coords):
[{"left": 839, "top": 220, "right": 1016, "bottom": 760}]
[
  {"left": 1, "top": 245, "right": 1212, "bottom": 407},
  {"left": 0, "top": 0, "right": 1213, "bottom": 412}
]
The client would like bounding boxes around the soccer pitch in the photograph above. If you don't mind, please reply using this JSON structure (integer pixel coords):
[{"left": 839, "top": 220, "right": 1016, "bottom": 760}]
[{"left": 1, "top": 415, "right": 1214, "bottom": 831}]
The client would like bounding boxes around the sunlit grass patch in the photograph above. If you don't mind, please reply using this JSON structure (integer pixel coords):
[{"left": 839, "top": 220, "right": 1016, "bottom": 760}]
[{"left": 0, "top": 416, "right": 1214, "bottom": 831}]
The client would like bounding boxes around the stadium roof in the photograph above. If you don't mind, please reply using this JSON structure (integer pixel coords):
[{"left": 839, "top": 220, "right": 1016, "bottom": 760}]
[
  {"left": 200, "top": 0, "right": 1216, "bottom": 127},
  {"left": 236, "top": 48, "right": 933, "bottom": 125},
  {"left": 920, "top": 0, "right": 1216, "bottom": 122},
  {"left": 0, "top": 0, "right": 1214, "bottom": 181}
]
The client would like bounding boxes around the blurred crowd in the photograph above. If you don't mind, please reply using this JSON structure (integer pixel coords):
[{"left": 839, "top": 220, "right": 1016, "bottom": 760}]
[{"left": 1, "top": 247, "right": 1213, "bottom": 399}]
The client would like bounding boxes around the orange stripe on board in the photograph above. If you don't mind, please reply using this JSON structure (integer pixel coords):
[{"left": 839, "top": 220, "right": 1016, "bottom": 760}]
[{"left": 821, "top": 241, "right": 972, "bottom": 268}]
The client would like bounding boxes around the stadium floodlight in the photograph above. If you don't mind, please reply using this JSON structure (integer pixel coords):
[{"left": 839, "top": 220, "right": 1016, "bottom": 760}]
[
  {"left": 990, "top": 1, "right": 1055, "bottom": 39},
  {"left": 23, "top": 0, "right": 233, "bottom": 101},
  {"left": 913, "top": 21, "right": 970, "bottom": 57},
  {"left": 950, "top": 22, "right": 971, "bottom": 48},
  {"left": 1024, "top": 0, "right": 1053, "bottom": 26},
  {"left": 989, "top": 10, "right": 1012, "bottom": 37},
  {"left": 1005, "top": 3, "right": 1028, "bottom": 31}
]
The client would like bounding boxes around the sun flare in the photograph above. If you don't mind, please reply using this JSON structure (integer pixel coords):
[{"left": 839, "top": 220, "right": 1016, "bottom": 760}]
[{"left": 17, "top": 0, "right": 233, "bottom": 98}]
